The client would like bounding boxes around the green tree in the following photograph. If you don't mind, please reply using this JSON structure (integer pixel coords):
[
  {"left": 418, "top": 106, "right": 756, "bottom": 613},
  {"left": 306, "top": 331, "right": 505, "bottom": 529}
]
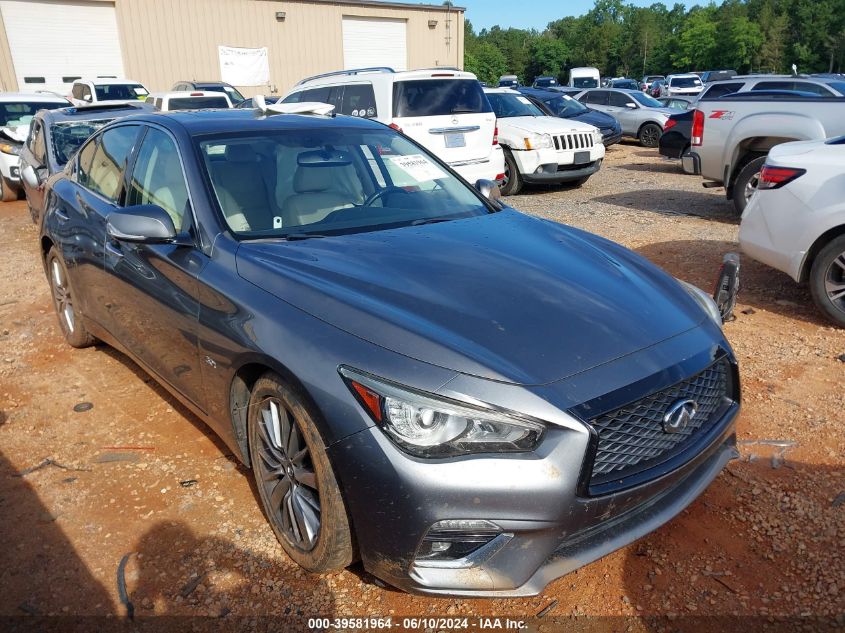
[
  {"left": 673, "top": 7, "right": 718, "bottom": 70},
  {"left": 525, "top": 37, "right": 570, "bottom": 82},
  {"left": 464, "top": 41, "right": 509, "bottom": 84}
]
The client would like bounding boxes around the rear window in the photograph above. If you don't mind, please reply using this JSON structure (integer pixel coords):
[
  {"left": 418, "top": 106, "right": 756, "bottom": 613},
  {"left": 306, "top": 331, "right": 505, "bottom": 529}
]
[
  {"left": 94, "top": 83, "right": 148, "bottom": 101},
  {"left": 0, "top": 101, "right": 67, "bottom": 127},
  {"left": 670, "top": 77, "right": 702, "bottom": 88},
  {"left": 572, "top": 77, "right": 598, "bottom": 89},
  {"left": 393, "top": 79, "right": 491, "bottom": 117},
  {"left": 168, "top": 96, "right": 230, "bottom": 110},
  {"left": 701, "top": 82, "right": 743, "bottom": 98},
  {"left": 51, "top": 118, "right": 114, "bottom": 166}
]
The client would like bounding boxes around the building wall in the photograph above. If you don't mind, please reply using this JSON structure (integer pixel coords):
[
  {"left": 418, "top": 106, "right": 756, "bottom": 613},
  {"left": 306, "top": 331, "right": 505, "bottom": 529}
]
[
  {"left": 114, "top": 0, "right": 464, "bottom": 97},
  {"left": 0, "top": 8, "right": 15, "bottom": 92}
]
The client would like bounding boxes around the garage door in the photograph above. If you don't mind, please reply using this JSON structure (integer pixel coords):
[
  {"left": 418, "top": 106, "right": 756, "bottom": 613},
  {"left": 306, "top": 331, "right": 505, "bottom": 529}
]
[
  {"left": 0, "top": 0, "right": 125, "bottom": 94},
  {"left": 342, "top": 17, "right": 407, "bottom": 72}
]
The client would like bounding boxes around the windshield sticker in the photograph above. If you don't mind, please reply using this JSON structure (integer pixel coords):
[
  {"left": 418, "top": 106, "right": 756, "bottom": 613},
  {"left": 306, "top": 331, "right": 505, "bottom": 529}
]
[
  {"left": 386, "top": 154, "right": 447, "bottom": 181},
  {"left": 134, "top": 87, "right": 148, "bottom": 95},
  {"left": 517, "top": 96, "right": 532, "bottom": 104}
]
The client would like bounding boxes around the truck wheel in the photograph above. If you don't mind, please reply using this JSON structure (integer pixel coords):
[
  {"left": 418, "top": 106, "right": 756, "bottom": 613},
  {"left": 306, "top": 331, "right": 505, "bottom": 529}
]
[
  {"left": 809, "top": 235, "right": 845, "bottom": 327},
  {"left": 500, "top": 148, "right": 523, "bottom": 196},
  {"left": 732, "top": 156, "right": 766, "bottom": 214},
  {"left": 0, "top": 176, "right": 17, "bottom": 203},
  {"left": 638, "top": 123, "right": 662, "bottom": 148}
]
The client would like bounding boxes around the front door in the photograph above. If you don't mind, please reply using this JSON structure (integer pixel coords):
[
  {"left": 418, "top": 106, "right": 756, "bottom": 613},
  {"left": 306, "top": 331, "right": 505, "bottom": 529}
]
[{"left": 103, "top": 125, "right": 207, "bottom": 409}]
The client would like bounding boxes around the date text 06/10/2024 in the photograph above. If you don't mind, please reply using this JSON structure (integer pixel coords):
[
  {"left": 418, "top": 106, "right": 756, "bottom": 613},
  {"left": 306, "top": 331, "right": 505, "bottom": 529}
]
[{"left": 307, "top": 617, "right": 528, "bottom": 630}]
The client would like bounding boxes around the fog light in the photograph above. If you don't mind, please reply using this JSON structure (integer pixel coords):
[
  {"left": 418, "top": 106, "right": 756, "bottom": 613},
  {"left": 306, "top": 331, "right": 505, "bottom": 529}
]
[
  {"left": 535, "top": 166, "right": 544, "bottom": 174},
  {"left": 415, "top": 519, "right": 503, "bottom": 563}
]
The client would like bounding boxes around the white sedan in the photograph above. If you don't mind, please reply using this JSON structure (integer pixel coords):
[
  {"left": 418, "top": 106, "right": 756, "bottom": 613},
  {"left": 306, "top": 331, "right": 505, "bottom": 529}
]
[
  {"left": 483, "top": 88, "right": 604, "bottom": 195},
  {"left": 739, "top": 137, "right": 845, "bottom": 326}
]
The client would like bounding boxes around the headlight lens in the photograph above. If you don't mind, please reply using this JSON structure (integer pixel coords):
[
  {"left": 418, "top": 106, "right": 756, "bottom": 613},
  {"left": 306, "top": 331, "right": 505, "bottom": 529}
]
[
  {"left": 340, "top": 367, "right": 545, "bottom": 457},
  {"left": 0, "top": 142, "right": 20, "bottom": 156},
  {"left": 523, "top": 133, "right": 553, "bottom": 150},
  {"left": 678, "top": 279, "right": 722, "bottom": 325},
  {"left": 592, "top": 129, "right": 602, "bottom": 145}
]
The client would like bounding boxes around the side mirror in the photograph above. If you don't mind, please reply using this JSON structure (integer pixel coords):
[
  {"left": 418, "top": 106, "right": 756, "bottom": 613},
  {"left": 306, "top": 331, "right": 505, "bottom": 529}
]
[
  {"left": 475, "top": 179, "right": 504, "bottom": 208},
  {"left": 626, "top": 102, "right": 637, "bottom": 109},
  {"left": 83, "top": 94, "right": 92, "bottom": 102},
  {"left": 21, "top": 164, "right": 40, "bottom": 189},
  {"left": 107, "top": 205, "right": 177, "bottom": 243}
]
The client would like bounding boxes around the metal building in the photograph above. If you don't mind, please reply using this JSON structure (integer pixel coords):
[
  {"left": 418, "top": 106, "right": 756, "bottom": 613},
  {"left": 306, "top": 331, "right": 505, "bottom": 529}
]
[{"left": 0, "top": 0, "right": 465, "bottom": 96}]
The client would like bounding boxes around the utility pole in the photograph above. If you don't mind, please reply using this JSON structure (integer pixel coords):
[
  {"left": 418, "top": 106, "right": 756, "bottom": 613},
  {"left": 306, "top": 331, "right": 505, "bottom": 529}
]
[{"left": 643, "top": 31, "right": 648, "bottom": 76}]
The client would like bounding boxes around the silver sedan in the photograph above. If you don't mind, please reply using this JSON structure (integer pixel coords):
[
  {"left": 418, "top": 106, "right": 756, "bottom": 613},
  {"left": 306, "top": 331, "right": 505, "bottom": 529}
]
[{"left": 574, "top": 88, "right": 676, "bottom": 147}]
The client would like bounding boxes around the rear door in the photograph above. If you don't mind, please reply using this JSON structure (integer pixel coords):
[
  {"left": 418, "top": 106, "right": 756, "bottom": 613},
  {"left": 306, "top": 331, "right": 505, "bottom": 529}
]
[{"left": 391, "top": 78, "right": 496, "bottom": 168}]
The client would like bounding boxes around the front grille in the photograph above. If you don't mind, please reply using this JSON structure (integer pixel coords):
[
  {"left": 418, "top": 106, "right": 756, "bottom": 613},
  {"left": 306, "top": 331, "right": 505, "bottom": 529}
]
[
  {"left": 588, "top": 358, "right": 731, "bottom": 484},
  {"left": 552, "top": 132, "right": 593, "bottom": 151}
]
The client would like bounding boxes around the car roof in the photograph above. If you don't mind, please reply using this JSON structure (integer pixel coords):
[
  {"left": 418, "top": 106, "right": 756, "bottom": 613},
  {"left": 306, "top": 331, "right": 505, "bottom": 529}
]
[
  {"left": 75, "top": 78, "right": 144, "bottom": 85},
  {"left": 190, "top": 81, "right": 234, "bottom": 87},
  {"left": 39, "top": 102, "right": 154, "bottom": 122},
  {"left": 118, "top": 108, "right": 388, "bottom": 135},
  {"left": 668, "top": 73, "right": 701, "bottom": 79},
  {"left": 518, "top": 87, "right": 565, "bottom": 100},
  {"left": 0, "top": 92, "right": 69, "bottom": 103},
  {"left": 295, "top": 67, "right": 477, "bottom": 88},
  {"left": 148, "top": 91, "right": 230, "bottom": 99}
]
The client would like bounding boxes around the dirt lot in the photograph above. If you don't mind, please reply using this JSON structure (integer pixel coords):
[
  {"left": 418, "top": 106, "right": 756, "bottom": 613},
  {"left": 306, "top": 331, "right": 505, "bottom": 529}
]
[{"left": 0, "top": 142, "right": 843, "bottom": 629}]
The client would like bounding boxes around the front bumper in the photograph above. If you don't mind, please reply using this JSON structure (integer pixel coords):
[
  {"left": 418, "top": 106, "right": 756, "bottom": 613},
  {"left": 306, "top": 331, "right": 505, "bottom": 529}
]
[
  {"left": 328, "top": 348, "right": 739, "bottom": 597},
  {"left": 513, "top": 145, "right": 605, "bottom": 184}
]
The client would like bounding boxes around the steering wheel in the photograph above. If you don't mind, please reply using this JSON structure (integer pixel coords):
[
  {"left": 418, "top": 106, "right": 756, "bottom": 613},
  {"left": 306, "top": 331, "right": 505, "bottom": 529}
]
[{"left": 363, "top": 186, "right": 412, "bottom": 207}]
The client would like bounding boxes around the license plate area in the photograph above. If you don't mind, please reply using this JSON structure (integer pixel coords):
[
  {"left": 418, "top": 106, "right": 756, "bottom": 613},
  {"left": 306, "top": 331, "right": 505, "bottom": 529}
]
[
  {"left": 574, "top": 150, "right": 591, "bottom": 165},
  {"left": 444, "top": 132, "right": 466, "bottom": 148}
]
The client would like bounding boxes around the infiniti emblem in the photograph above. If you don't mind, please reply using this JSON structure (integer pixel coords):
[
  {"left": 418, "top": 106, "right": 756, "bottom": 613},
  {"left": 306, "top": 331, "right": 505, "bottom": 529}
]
[{"left": 663, "top": 399, "right": 698, "bottom": 433}]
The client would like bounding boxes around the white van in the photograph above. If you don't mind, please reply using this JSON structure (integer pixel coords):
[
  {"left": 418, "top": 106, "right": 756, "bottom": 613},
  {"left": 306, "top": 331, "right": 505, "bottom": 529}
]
[
  {"left": 282, "top": 68, "right": 505, "bottom": 185},
  {"left": 568, "top": 67, "right": 601, "bottom": 89}
]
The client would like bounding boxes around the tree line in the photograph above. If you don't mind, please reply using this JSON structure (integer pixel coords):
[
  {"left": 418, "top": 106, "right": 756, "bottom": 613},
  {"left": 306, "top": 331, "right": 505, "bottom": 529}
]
[{"left": 462, "top": 0, "right": 845, "bottom": 85}]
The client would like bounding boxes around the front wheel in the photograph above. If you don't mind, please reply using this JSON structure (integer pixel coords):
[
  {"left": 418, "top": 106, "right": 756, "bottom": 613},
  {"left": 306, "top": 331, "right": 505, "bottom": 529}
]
[
  {"left": 500, "top": 148, "right": 523, "bottom": 196},
  {"left": 732, "top": 156, "right": 766, "bottom": 214},
  {"left": 638, "top": 123, "right": 662, "bottom": 148},
  {"left": 46, "top": 247, "right": 97, "bottom": 348},
  {"left": 809, "top": 235, "right": 845, "bottom": 327},
  {"left": 248, "top": 373, "right": 355, "bottom": 573}
]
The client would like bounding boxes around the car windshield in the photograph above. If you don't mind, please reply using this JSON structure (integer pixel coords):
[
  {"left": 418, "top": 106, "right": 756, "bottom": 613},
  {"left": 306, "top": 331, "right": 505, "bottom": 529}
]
[
  {"left": 572, "top": 77, "right": 598, "bottom": 88},
  {"left": 199, "top": 127, "right": 491, "bottom": 238},
  {"left": 670, "top": 77, "right": 702, "bottom": 88},
  {"left": 486, "top": 93, "right": 546, "bottom": 118},
  {"left": 613, "top": 80, "right": 639, "bottom": 90},
  {"left": 540, "top": 94, "right": 588, "bottom": 117},
  {"left": 51, "top": 118, "right": 114, "bottom": 166},
  {"left": 535, "top": 78, "right": 557, "bottom": 87},
  {"left": 94, "top": 84, "right": 148, "bottom": 101},
  {"left": 169, "top": 96, "right": 230, "bottom": 110},
  {"left": 393, "top": 79, "right": 492, "bottom": 117},
  {"left": 631, "top": 92, "right": 664, "bottom": 107},
  {"left": 0, "top": 101, "right": 67, "bottom": 127}
]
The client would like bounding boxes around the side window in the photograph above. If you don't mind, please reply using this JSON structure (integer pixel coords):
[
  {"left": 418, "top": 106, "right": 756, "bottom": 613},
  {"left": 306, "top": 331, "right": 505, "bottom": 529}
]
[
  {"left": 609, "top": 92, "right": 632, "bottom": 107},
  {"left": 82, "top": 85, "right": 92, "bottom": 102},
  {"left": 582, "top": 91, "right": 607, "bottom": 105},
  {"left": 302, "top": 87, "right": 330, "bottom": 103},
  {"left": 76, "top": 137, "right": 99, "bottom": 187},
  {"left": 702, "top": 82, "right": 743, "bottom": 98},
  {"left": 86, "top": 125, "right": 140, "bottom": 203},
  {"left": 792, "top": 82, "right": 833, "bottom": 96},
  {"left": 31, "top": 123, "right": 47, "bottom": 164},
  {"left": 72, "top": 84, "right": 83, "bottom": 100},
  {"left": 340, "top": 84, "right": 377, "bottom": 117},
  {"left": 126, "top": 128, "right": 190, "bottom": 231},
  {"left": 155, "top": 98, "right": 163, "bottom": 109},
  {"left": 282, "top": 90, "right": 302, "bottom": 104}
]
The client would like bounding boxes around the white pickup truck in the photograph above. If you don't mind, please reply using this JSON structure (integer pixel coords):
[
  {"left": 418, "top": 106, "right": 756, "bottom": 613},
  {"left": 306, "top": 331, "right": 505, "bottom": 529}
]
[{"left": 683, "top": 90, "right": 845, "bottom": 213}]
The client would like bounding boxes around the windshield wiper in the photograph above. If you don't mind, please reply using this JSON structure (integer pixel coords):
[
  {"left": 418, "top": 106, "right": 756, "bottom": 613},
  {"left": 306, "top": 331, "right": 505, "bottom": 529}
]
[
  {"left": 281, "top": 233, "right": 328, "bottom": 241},
  {"left": 411, "top": 218, "right": 453, "bottom": 226}
]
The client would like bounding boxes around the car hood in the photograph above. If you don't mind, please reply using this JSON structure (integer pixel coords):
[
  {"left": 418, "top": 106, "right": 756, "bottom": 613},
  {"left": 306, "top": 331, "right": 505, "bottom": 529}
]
[
  {"left": 565, "top": 109, "right": 619, "bottom": 130},
  {"left": 235, "top": 210, "right": 706, "bottom": 385},
  {"left": 499, "top": 116, "right": 597, "bottom": 135}
]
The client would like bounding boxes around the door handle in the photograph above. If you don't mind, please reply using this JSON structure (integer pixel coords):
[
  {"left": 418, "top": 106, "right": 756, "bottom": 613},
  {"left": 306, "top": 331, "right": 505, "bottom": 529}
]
[
  {"left": 55, "top": 209, "right": 70, "bottom": 222},
  {"left": 105, "top": 240, "right": 124, "bottom": 259}
]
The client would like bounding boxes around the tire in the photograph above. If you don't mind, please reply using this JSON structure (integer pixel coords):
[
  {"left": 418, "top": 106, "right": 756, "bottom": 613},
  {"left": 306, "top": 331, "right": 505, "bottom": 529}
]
[
  {"left": 638, "top": 123, "right": 662, "bottom": 148},
  {"left": 732, "top": 155, "right": 766, "bottom": 214},
  {"left": 809, "top": 235, "right": 845, "bottom": 327},
  {"left": 499, "top": 148, "right": 523, "bottom": 196},
  {"left": 46, "top": 247, "right": 97, "bottom": 348},
  {"left": 0, "top": 176, "right": 17, "bottom": 203},
  {"left": 247, "top": 373, "right": 355, "bottom": 573}
]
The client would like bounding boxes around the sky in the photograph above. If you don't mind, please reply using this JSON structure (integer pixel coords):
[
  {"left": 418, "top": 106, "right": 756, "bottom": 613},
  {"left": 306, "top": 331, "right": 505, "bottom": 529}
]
[{"left": 455, "top": 0, "right": 703, "bottom": 32}]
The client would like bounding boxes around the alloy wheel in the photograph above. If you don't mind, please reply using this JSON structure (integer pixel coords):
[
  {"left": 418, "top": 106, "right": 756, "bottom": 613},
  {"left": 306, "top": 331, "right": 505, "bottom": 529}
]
[
  {"left": 641, "top": 126, "right": 660, "bottom": 147},
  {"left": 824, "top": 252, "right": 845, "bottom": 315},
  {"left": 744, "top": 171, "right": 761, "bottom": 203},
  {"left": 51, "top": 259, "right": 75, "bottom": 334},
  {"left": 255, "top": 398, "right": 321, "bottom": 551}
]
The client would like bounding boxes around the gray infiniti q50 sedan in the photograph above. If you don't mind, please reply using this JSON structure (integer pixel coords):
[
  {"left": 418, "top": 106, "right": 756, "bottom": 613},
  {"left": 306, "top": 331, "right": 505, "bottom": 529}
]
[{"left": 38, "top": 106, "right": 740, "bottom": 596}]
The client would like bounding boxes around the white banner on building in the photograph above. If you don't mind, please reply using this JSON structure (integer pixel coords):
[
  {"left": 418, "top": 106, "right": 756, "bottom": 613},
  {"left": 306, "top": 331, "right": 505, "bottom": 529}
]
[{"left": 218, "top": 46, "right": 269, "bottom": 86}]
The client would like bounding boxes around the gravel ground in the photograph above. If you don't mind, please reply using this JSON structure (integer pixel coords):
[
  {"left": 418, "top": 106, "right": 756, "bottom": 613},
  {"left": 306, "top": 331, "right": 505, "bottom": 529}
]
[{"left": 0, "top": 142, "right": 842, "bottom": 628}]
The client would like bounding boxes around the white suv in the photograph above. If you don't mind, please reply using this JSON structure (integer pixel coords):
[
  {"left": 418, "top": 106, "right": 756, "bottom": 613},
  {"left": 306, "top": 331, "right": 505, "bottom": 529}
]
[
  {"left": 282, "top": 68, "right": 504, "bottom": 185},
  {"left": 661, "top": 74, "right": 704, "bottom": 97},
  {"left": 145, "top": 91, "right": 232, "bottom": 111},
  {"left": 484, "top": 88, "right": 604, "bottom": 194},
  {"left": 69, "top": 78, "right": 149, "bottom": 106}
]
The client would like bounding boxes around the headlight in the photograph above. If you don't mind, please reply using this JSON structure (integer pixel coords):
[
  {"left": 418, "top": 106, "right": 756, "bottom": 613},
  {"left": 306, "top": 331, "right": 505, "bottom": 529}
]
[
  {"left": 678, "top": 280, "right": 722, "bottom": 325},
  {"left": 592, "top": 129, "right": 602, "bottom": 145},
  {"left": 523, "top": 133, "right": 553, "bottom": 150},
  {"left": 340, "top": 367, "right": 545, "bottom": 457},
  {"left": 0, "top": 142, "right": 20, "bottom": 156}
]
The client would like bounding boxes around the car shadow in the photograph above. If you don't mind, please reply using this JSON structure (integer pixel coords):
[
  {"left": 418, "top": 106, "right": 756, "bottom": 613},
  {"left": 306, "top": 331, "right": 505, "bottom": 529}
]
[
  {"left": 593, "top": 189, "right": 738, "bottom": 224},
  {"left": 0, "top": 447, "right": 113, "bottom": 616},
  {"left": 635, "top": 239, "right": 831, "bottom": 326},
  {"left": 615, "top": 160, "right": 687, "bottom": 175}
]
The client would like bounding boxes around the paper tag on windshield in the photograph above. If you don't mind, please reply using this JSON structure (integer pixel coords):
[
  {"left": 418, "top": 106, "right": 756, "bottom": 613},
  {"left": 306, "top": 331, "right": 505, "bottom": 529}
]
[
  {"left": 517, "top": 96, "right": 531, "bottom": 104},
  {"left": 134, "top": 87, "right": 148, "bottom": 95},
  {"left": 386, "top": 154, "right": 447, "bottom": 182}
]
